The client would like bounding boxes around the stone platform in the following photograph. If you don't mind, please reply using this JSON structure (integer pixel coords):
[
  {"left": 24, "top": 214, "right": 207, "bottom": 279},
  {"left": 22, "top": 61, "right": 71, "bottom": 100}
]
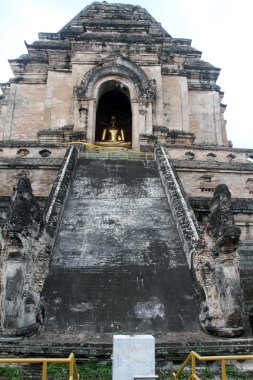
[{"left": 0, "top": 332, "right": 253, "bottom": 363}]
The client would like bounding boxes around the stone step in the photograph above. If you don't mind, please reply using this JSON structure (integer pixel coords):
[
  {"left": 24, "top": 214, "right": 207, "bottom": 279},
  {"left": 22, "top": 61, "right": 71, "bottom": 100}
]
[{"left": 42, "top": 158, "right": 200, "bottom": 335}]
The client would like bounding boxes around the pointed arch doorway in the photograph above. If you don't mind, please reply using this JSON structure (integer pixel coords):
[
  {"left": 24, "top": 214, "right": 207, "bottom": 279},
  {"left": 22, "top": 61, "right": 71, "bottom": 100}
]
[{"left": 95, "top": 80, "right": 132, "bottom": 148}]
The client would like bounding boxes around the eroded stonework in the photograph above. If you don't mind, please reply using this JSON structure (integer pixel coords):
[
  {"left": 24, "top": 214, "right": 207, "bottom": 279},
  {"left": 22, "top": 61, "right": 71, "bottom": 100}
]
[
  {"left": 195, "top": 184, "right": 244, "bottom": 337},
  {"left": 0, "top": 147, "right": 78, "bottom": 336},
  {"left": 0, "top": 1, "right": 226, "bottom": 147},
  {"left": 0, "top": 1, "right": 252, "bottom": 344},
  {"left": 155, "top": 147, "right": 244, "bottom": 337}
]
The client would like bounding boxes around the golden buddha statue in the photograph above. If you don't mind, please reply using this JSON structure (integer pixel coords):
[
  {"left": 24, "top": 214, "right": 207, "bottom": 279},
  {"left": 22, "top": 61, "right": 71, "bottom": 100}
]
[
  {"left": 101, "top": 116, "right": 125, "bottom": 142},
  {"left": 96, "top": 115, "right": 131, "bottom": 148}
]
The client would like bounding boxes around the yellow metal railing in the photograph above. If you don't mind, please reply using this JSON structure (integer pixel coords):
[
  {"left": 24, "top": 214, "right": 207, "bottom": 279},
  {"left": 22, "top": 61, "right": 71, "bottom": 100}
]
[
  {"left": 0, "top": 352, "right": 79, "bottom": 380},
  {"left": 65, "top": 141, "right": 154, "bottom": 160},
  {"left": 81, "top": 150, "right": 153, "bottom": 160},
  {"left": 172, "top": 351, "right": 253, "bottom": 380}
]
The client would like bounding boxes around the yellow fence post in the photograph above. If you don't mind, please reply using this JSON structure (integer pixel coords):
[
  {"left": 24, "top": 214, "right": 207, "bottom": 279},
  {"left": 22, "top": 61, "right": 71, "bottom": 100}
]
[
  {"left": 221, "top": 359, "right": 227, "bottom": 380},
  {"left": 191, "top": 353, "right": 196, "bottom": 377},
  {"left": 42, "top": 361, "right": 47, "bottom": 380},
  {"left": 69, "top": 353, "right": 74, "bottom": 380}
]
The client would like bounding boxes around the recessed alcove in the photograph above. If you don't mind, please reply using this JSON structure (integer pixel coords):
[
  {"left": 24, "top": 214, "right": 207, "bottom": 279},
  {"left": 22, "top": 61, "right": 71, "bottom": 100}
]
[{"left": 95, "top": 80, "right": 132, "bottom": 147}]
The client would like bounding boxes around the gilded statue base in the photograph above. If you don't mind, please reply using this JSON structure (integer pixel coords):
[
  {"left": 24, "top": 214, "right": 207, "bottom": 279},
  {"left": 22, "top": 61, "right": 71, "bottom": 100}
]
[{"left": 95, "top": 141, "right": 132, "bottom": 148}]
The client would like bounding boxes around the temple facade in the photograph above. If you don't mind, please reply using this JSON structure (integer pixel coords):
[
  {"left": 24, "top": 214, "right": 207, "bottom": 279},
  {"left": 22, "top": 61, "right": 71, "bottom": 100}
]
[{"left": 0, "top": 1, "right": 253, "bottom": 354}]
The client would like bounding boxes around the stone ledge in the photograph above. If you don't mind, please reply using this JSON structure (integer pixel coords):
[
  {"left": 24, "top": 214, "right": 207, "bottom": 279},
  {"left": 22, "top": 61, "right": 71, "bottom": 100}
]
[
  {"left": 165, "top": 144, "right": 253, "bottom": 153},
  {"left": 0, "top": 140, "right": 68, "bottom": 148},
  {"left": 0, "top": 324, "right": 40, "bottom": 338},
  {"left": 0, "top": 158, "right": 62, "bottom": 168},
  {"left": 173, "top": 159, "right": 253, "bottom": 171},
  {"left": 0, "top": 334, "right": 253, "bottom": 362},
  {"left": 190, "top": 197, "right": 253, "bottom": 213}
]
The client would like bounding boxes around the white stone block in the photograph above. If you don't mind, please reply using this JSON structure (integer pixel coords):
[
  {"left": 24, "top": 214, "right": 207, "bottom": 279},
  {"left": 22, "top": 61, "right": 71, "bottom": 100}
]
[{"left": 112, "top": 335, "right": 156, "bottom": 380}]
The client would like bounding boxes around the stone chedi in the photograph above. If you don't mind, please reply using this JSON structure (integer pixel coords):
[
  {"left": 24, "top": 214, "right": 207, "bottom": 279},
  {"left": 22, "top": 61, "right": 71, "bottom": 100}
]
[{"left": 0, "top": 1, "right": 253, "bottom": 355}]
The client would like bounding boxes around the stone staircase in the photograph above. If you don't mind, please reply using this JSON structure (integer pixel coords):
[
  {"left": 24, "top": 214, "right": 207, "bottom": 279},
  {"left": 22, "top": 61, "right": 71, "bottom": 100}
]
[{"left": 42, "top": 158, "right": 200, "bottom": 334}]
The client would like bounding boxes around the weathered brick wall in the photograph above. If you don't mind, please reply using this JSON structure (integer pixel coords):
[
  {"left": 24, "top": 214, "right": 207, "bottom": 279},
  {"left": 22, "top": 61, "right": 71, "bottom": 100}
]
[
  {"left": 168, "top": 146, "right": 253, "bottom": 163},
  {"left": 0, "top": 147, "right": 65, "bottom": 197},
  {"left": 1, "top": 70, "right": 228, "bottom": 145},
  {"left": 176, "top": 170, "right": 253, "bottom": 198},
  {"left": 162, "top": 75, "right": 189, "bottom": 132},
  {"left": 0, "top": 167, "right": 59, "bottom": 197},
  {"left": 44, "top": 71, "right": 73, "bottom": 130},
  {"left": 143, "top": 65, "right": 163, "bottom": 126},
  {"left": 234, "top": 214, "right": 253, "bottom": 241},
  {"left": 163, "top": 146, "right": 253, "bottom": 200},
  {"left": 0, "top": 1, "right": 231, "bottom": 149},
  {"left": 0, "top": 146, "right": 65, "bottom": 158},
  {"left": 188, "top": 90, "right": 222, "bottom": 145},
  {"left": 73, "top": 63, "right": 94, "bottom": 85},
  {"left": 3, "top": 84, "right": 46, "bottom": 140}
]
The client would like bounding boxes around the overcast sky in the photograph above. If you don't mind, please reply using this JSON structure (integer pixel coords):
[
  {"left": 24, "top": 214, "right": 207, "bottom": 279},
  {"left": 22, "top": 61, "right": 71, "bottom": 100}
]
[{"left": 0, "top": 0, "right": 252, "bottom": 149}]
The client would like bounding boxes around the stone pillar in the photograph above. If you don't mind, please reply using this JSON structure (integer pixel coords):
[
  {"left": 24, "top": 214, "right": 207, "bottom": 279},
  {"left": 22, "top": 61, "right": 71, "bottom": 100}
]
[
  {"left": 3, "top": 84, "right": 17, "bottom": 140},
  {"left": 79, "top": 107, "right": 88, "bottom": 132},
  {"left": 86, "top": 99, "right": 96, "bottom": 143},
  {"left": 132, "top": 101, "right": 140, "bottom": 150},
  {"left": 139, "top": 109, "right": 147, "bottom": 134}
]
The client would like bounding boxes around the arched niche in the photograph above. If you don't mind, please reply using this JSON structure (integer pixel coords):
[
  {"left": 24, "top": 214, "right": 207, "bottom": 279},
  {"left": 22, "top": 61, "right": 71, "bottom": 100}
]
[
  {"left": 76, "top": 53, "right": 156, "bottom": 150},
  {"left": 84, "top": 76, "right": 141, "bottom": 150},
  {"left": 95, "top": 80, "right": 132, "bottom": 147}
]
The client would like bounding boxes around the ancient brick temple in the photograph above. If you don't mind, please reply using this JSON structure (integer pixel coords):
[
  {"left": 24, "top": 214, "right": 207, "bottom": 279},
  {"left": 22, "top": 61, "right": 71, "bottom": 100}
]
[{"left": 0, "top": 1, "right": 253, "bottom": 358}]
